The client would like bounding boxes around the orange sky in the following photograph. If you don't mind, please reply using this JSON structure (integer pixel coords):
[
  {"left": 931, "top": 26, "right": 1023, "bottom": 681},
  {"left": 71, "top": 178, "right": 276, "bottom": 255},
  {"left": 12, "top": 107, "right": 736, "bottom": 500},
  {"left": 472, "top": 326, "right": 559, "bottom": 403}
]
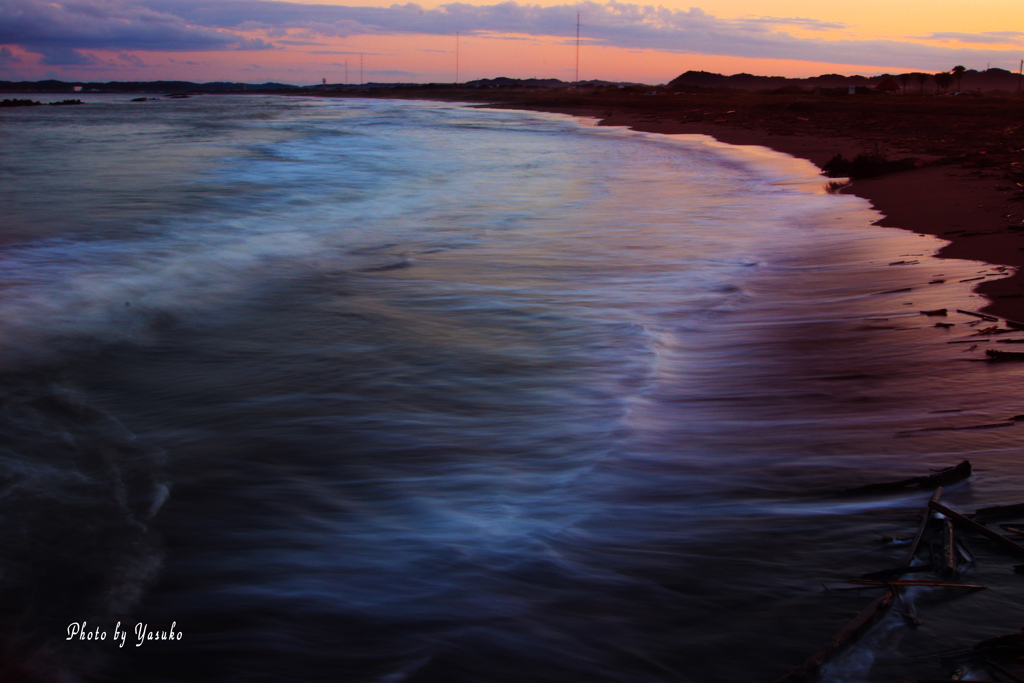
[{"left": 1, "top": 0, "right": 1022, "bottom": 84}]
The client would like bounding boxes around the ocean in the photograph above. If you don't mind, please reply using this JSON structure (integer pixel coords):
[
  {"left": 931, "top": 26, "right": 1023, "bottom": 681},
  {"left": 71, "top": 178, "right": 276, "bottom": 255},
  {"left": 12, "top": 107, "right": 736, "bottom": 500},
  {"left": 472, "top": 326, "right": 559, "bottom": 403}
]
[{"left": 2, "top": 94, "right": 1023, "bottom": 683}]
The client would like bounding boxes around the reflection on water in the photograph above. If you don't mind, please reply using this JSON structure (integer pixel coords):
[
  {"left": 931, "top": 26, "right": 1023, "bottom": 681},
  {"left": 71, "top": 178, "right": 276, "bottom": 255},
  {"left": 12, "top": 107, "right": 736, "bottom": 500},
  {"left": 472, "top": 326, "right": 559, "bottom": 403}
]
[{"left": 1, "top": 96, "right": 1023, "bottom": 683}]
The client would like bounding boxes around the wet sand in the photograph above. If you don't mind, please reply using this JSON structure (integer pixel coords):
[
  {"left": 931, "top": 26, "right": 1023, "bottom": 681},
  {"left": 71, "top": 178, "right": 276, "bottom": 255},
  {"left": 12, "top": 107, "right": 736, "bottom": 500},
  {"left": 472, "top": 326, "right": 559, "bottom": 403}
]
[
  {"left": 337, "top": 86, "right": 1023, "bottom": 320},
  {"left": 595, "top": 119, "right": 1024, "bottom": 324},
  {"left": 469, "top": 90, "right": 1024, "bottom": 322}
]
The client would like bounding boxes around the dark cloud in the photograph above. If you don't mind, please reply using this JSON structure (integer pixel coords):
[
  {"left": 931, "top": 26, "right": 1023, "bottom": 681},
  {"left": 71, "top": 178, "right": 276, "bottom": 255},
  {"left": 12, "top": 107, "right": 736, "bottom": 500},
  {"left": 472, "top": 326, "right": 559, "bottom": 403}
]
[
  {"left": 117, "top": 51, "right": 146, "bottom": 65},
  {"left": 1, "top": 0, "right": 1021, "bottom": 72},
  {"left": 0, "top": 0, "right": 238, "bottom": 54},
  {"left": 37, "top": 46, "right": 97, "bottom": 65},
  {"left": 0, "top": 46, "right": 23, "bottom": 65},
  {"left": 236, "top": 37, "right": 276, "bottom": 50},
  {"left": 142, "top": 0, "right": 378, "bottom": 37}
]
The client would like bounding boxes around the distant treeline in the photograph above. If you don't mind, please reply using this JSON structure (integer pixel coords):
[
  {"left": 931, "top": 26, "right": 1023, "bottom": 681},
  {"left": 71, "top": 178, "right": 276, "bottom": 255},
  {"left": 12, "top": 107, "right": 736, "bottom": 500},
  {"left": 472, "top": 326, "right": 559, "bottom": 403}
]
[
  {"left": 0, "top": 98, "right": 83, "bottom": 106},
  {"left": 0, "top": 77, "right": 632, "bottom": 94},
  {"left": 667, "top": 68, "right": 1024, "bottom": 93},
  {"left": 1, "top": 68, "right": 1020, "bottom": 95}
]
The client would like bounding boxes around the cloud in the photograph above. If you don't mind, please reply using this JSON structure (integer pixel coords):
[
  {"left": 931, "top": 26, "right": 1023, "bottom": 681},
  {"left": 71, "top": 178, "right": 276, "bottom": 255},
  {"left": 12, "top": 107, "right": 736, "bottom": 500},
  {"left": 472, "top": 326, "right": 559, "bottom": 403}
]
[
  {"left": 2, "top": 0, "right": 1022, "bottom": 72},
  {"left": 37, "top": 46, "right": 97, "bottom": 65},
  {"left": 0, "top": 0, "right": 238, "bottom": 54},
  {"left": 736, "top": 16, "right": 848, "bottom": 32},
  {"left": 0, "top": 46, "right": 22, "bottom": 65},
  {"left": 236, "top": 37, "right": 276, "bottom": 50},
  {"left": 117, "top": 51, "right": 146, "bottom": 65},
  {"left": 923, "top": 31, "right": 1024, "bottom": 45},
  {"left": 274, "top": 39, "right": 325, "bottom": 46},
  {"left": 140, "top": 0, "right": 1024, "bottom": 68}
]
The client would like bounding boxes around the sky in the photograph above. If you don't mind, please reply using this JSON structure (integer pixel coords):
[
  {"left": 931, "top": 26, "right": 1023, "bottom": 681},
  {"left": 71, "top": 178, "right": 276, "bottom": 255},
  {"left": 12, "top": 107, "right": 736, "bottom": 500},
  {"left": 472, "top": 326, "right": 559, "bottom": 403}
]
[{"left": 1, "top": 0, "right": 1022, "bottom": 85}]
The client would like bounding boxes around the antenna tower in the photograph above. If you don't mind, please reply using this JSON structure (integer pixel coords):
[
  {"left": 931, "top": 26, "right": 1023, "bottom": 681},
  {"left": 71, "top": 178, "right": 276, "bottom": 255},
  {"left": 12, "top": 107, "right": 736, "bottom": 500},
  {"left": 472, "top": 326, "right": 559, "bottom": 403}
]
[{"left": 575, "top": 12, "right": 580, "bottom": 84}]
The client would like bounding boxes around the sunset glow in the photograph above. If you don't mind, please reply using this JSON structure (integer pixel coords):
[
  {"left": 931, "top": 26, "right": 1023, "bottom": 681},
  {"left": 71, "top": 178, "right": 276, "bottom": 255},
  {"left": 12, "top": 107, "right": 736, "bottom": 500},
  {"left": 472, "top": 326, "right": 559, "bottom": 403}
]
[{"left": 1, "top": 0, "right": 1022, "bottom": 84}]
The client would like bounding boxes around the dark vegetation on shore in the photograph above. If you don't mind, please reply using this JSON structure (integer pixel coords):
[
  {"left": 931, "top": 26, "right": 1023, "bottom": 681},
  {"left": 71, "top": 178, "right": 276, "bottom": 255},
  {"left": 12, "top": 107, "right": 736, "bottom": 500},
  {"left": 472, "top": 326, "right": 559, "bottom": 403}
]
[
  {"left": 1, "top": 65, "right": 1020, "bottom": 96},
  {"left": 1, "top": 98, "right": 82, "bottom": 107},
  {"left": 0, "top": 98, "right": 40, "bottom": 107},
  {"left": 821, "top": 153, "right": 921, "bottom": 180}
]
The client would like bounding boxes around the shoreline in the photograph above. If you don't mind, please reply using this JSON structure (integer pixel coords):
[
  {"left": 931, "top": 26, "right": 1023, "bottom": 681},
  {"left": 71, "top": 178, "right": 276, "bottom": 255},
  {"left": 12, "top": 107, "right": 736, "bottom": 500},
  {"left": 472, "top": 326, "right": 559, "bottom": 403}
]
[
  {"left": 469, "top": 95, "right": 1024, "bottom": 322},
  {"left": 603, "top": 115, "right": 1024, "bottom": 323},
  {"left": 17, "top": 87, "right": 1021, "bottom": 316}
]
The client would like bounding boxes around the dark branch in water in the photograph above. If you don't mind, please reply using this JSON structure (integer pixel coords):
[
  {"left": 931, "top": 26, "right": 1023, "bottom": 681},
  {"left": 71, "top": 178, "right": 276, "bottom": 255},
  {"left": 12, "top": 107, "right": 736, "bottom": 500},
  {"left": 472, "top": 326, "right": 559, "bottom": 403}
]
[
  {"left": 774, "top": 588, "right": 896, "bottom": 683},
  {"left": 929, "top": 500, "right": 1024, "bottom": 556},
  {"left": 780, "top": 469, "right": 1024, "bottom": 682},
  {"left": 839, "top": 460, "right": 971, "bottom": 496}
]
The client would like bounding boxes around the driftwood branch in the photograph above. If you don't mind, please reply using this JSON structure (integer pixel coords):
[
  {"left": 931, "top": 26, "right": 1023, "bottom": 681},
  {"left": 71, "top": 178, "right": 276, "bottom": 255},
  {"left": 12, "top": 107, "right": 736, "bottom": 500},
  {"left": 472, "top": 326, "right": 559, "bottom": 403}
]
[
  {"left": 782, "top": 469, "right": 1024, "bottom": 681},
  {"left": 974, "top": 502, "right": 1024, "bottom": 520},
  {"left": 903, "top": 488, "right": 943, "bottom": 569},
  {"left": 847, "top": 579, "right": 984, "bottom": 589},
  {"left": 986, "top": 349, "right": 1024, "bottom": 361},
  {"left": 774, "top": 589, "right": 895, "bottom": 683},
  {"left": 940, "top": 519, "right": 957, "bottom": 579},
  {"left": 929, "top": 501, "right": 1024, "bottom": 557},
  {"left": 841, "top": 461, "right": 971, "bottom": 497},
  {"left": 957, "top": 309, "right": 999, "bottom": 322}
]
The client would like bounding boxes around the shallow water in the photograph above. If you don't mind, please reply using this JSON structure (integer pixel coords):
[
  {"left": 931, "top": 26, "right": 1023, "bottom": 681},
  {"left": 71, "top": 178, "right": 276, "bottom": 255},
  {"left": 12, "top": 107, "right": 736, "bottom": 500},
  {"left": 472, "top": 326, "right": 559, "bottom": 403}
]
[{"left": 1, "top": 95, "right": 1023, "bottom": 683}]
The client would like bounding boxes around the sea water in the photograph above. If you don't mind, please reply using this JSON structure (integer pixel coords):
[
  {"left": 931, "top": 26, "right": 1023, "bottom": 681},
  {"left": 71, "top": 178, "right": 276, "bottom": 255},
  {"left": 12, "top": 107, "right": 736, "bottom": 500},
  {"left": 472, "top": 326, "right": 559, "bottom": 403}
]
[{"left": 2, "top": 94, "right": 1024, "bottom": 683}]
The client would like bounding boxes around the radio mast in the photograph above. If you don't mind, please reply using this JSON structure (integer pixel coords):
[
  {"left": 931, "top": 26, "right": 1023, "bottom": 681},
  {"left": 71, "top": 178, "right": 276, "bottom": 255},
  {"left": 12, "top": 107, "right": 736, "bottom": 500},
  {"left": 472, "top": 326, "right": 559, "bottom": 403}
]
[{"left": 575, "top": 12, "right": 580, "bottom": 84}]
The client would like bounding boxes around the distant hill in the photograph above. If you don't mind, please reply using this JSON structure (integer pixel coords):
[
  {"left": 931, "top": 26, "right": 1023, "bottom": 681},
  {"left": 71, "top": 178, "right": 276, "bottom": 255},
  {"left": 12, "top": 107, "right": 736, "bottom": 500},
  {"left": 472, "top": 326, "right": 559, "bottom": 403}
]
[
  {"left": 464, "top": 77, "right": 634, "bottom": 89},
  {"left": 667, "top": 68, "right": 1023, "bottom": 93},
  {"left": 467, "top": 76, "right": 567, "bottom": 88},
  {"left": 0, "top": 77, "right": 642, "bottom": 94},
  {"left": 2, "top": 69, "right": 1020, "bottom": 95}
]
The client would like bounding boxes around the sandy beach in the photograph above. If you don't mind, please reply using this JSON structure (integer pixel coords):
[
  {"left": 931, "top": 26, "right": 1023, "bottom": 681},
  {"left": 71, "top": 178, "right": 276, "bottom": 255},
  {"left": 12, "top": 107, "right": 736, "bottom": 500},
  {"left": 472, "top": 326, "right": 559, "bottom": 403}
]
[
  {"left": 486, "top": 89, "right": 1024, "bottom": 322},
  {"left": 347, "top": 86, "right": 1024, "bottom": 321}
]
